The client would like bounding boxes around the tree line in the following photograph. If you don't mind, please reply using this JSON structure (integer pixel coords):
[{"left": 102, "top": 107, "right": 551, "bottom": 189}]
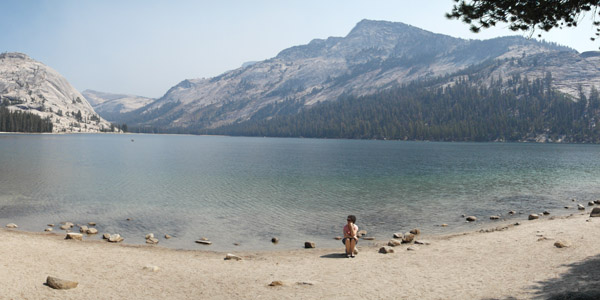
[{"left": 0, "top": 106, "right": 53, "bottom": 133}]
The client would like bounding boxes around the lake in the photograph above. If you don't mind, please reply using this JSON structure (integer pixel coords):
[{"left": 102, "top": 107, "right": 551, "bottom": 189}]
[{"left": 1, "top": 133, "right": 599, "bottom": 251}]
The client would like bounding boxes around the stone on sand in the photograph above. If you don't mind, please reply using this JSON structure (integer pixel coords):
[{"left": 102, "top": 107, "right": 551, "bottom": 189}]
[
  {"left": 590, "top": 207, "right": 600, "bottom": 217},
  {"left": 529, "top": 214, "right": 539, "bottom": 220},
  {"left": 102, "top": 233, "right": 110, "bottom": 239},
  {"left": 65, "top": 233, "right": 83, "bottom": 241},
  {"left": 402, "top": 233, "right": 415, "bottom": 243},
  {"left": 224, "top": 253, "right": 243, "bottom": 261},
  {"left": 554, "top": 240, "right": 571, "bottom": 248},
  {"left": 5, "top": 223, "right": 17, "bottom": 228},
  {"left": 388, "top": 239, "right": 402, "bottom": 247},
  {"left": 393, "top": 232, "right": 403, "bottom": 239},
  {"left": 146, "top": 237, "right": 159, "bottom": 244},
  {"left": 409, "top": 228, "right": 420, "bottom": 235},
  {"left": 490, "top": 216, "right": 500, "bottom": 220},
  {"left": 357, "top": 230, "right": 367, "bottom": 237},
  {"left": 269, "top": 281, "right": 284, "bottom": 286},
  {"left": 304, "top": 241, "right": 316, "bottom": 248},
  {"left": 44, "top": 228, "right": 53, "bottom": 232},
  {"left": 195, "top": 240, "right": 212, "bottom": 245},
  {"left": 379, "top": 246, "right": 395, "bottom": 254},
  {"left": 143, "top": 265, "right": 160, "bottom": 272},
  {"left": 108, "top": 234, "right": 124, "bottom": 243},
  {"left": 589, "top": 201, "right": 596, "bottom": 206},
  {"left": 46, "top": 276, "right": 78, "bottom": 290},
  {"left": 578, "top": 204, "right": 585, "bottom": 210},
  {"left": 164, "top": 234, "right": 172, "bottom": 239},
  {"left": 415, "top": 240, "right": 431, "bottom": 245}
]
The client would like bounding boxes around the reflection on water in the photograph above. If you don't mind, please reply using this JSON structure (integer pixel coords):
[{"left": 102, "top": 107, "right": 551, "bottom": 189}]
[{"left": 1, "top": 134, "right": 599, "bottom": 251}]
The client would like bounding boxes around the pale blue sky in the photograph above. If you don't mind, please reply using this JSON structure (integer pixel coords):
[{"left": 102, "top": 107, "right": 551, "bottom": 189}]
[{"left": 1, "top": 0, "right": 598, "bottom": 98}]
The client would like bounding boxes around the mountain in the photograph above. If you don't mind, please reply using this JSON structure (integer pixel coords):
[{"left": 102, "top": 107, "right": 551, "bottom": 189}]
[
  {"left": 82, "top": 89, "right": 154, "bottom": 122},
  {"left": 0, "top": 52, "right": 114, "bottom": 133},
  {"left": 128, "top": 19, "right": 578, "bottom": 131}
]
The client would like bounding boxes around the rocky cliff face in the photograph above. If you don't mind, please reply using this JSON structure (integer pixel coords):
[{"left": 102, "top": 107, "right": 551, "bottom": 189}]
[
  {"left": 82, "top": 89, "right": 154, "bottom": 122},
  {"left": 129, "top": 20, "right": 580, "bottom": 130},
  {"left": 0, "top": 52, "right": 114, "bottom": 133}
]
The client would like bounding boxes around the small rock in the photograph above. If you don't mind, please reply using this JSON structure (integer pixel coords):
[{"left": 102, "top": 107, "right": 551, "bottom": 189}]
[
  {"left": 60, "top": 222, "right": 74, "bottom": 227},
  {"left": 409, "top": 228, "right": 420, "bottom": 235},
  {"left": 543, "top": 211, "right": 550, "bottom": 215},
  {"left": 595, "top": 200, "right": 600, "bottom": 204},
  {"left": 578, "top": 204, "right": 585, "bottom": 210},
  {"left": 143, "top": 265, "right": 160, "bottom": 272},
  {"left": 414, "top": 240, "right": 430, "bottom": 245},
  {"left": 528, "top": 214, "right": 539, "bottom": 220},
  {"left": 195, "top": 240, "right": 212, "bottom": 245},
  {"left": 79, "top": 226, "right": 88, "bottom": 233},
  {"left": 224, "top": 253, "right": 243, "bottom": 261},
  {"left": 108, "top": 234, "right": 124, "bottom": 243},
  {"left": 402, "top": 233, "right": 415, "bottom": 243},
  {"left": 334, "top": 236, "right": 342, "bottom": 240},
  {"left": 269, "top": 281, "right": 284, "bottom": 287},
  {"left": 296, "top": 281, "right": 314, "bottom": 286},
  {"left": 589, "top": 201, "right": 596, "bottom": 206},
  {"left": 47, "top": 224, "right": 54, "bottom": 227},
  {"left": 59, "top": 224, "right": 71, "bottom": 230},
  {"left": 441, "top": 224, "right": 448, "bottom": 227},
  {"left": 353, "top": 248, "right": 359, "bottom": 255},
  {"left": 490, "top": 216, "right": 500, "bottom": 220},
  {"left": 126, "top": 218, "right": 132, "bottom": 221},
  {"left": 46, "top": 276, "right": 78, "bottom": 290},
  {"left": 508, "top": 210, "right": 516, "bottom": 215},
  {"left": 538, "top": 237, "right": 549, "bottom": 241},
  {"left": 88, "top": 222, "right": 96, "bottom": 226},
  {"left": 102, "top": 233, "right": 110, "bottom": 239},
  {"left": 199, "top": 237, "right": 209, "bottom": 241},
  {"left": 362, "top": 237, "right": 375, "bottom": 240},
  {"left": 379, "top": 246, "right": 395, "bottom": 254},
  {"left": 5, "top": 223, "right": 17, "bottom": 228},
  {"left": 564, "top": 206, "right": 570, "bottom": 209},
  {"left": 388, "top": 239, "right": 402, "bottom": 247},
  {"left": 466, "top": 216, "right": 477, "bottom": 222},
  {"left": 65, "top": 233, "right": 83, "bottom": 241},
  {"left": 304, "top": 241, "right": 316, "bottom": 248},
  {"left": 407, "top": 246, "right": 417, "bottom": 251},
  {"left": 393, "top": 232, "right": 403, "bottom": 239},
  {"left": 357, "top": 230, "right": 367, "bottom": 237},
  {"left": 44, "top": 228, "right": 53, "bottom": 232},
  {"left": 515, "top": 222, "right": 521, "bottom": 226},
  {"left": 554, "top": 240, "right": 571, "bottom": 248},
  {"left": 233, "top": 243, "right": 240, "bottom": 246},
  {"left": 146, "top": 237, "right": 159, "bottom": 244},
  {"left": 164, "top": 234, "right": 172, "bottom": 239},
  {"left": 86, "top": 228, "right": 98, "bottom": 234},
  {"left": 271, "top": 237, "right": 279, "bottom": 243},
  {"left": 145, "top": 233, "right": 154, "bottom": 239},
  {"left": 590, "top": 207, "right": 600, "bottom": 217}
]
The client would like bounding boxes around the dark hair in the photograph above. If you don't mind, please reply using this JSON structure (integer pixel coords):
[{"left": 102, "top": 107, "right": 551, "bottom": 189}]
[{"left": 347, "top": 215, "right": 356, "bottom": 223}]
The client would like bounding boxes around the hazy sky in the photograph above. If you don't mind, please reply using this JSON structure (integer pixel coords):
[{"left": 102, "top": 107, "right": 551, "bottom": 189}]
[{"left": 2, "top": 0, "right": 599, "bottom": 98}]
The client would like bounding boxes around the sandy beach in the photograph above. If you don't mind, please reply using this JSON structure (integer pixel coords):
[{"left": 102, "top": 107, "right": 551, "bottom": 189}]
[{"left": 1, "top": 211, "right": 600, "bottom": 299}]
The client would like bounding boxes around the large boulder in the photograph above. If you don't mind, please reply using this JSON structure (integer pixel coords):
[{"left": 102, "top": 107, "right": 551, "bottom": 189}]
[
  {"left": 46, "top": 276, "right": 78, "bottom": 290},
  {"left": 590, "top": 207, "right": 600, "bottom": 217}
]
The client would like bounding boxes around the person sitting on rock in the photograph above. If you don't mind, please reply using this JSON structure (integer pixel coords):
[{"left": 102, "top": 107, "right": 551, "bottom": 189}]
[{"left": 343, "top": 215, "right": 358, "bottom": 258}]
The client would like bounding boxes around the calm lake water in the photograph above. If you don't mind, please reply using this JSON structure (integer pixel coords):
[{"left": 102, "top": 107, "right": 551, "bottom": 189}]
[{"left": 1, "top": 134, "right": 600, "bottom": 251}]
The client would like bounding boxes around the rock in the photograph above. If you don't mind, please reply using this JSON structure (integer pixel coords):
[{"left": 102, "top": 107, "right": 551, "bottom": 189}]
[
  {"left": 304, "top": 241, "right": 316, "bottom": 248},
  {"left": 414, "top": 240, "right": 430, "bottom": 245},
  {"left": 564, "top": 206, "right": 570, "bottom": 209},
  {"left": 47, "top": 224, "right": 54, "bottom": 227},
  {"left": 407, "top": 246, "right": 417, "bottom": 251},
  {"left": 353, "top": 248, "right": 359, "bottom": 255},
  {"left": 199, "top": 237, "right": 209, "bottom": 241},
  {"left": 224, "top": 253, "right": 243, "bottom": 261},
  {"left": 44, "top": 228, "right": 53, "bottom": 232},
  {"left": 102, "top": 233, "right": 110, "bottom": 239},
  {"left": 59, "top": 224, "right": 71, "bottom": 230},
  {"left": 409, "top": 228, "right": 420, "bottom": 235},
  {"left": 508, "top": 210, "right": 516, "bottom": 215},
  {"left": 578, "top": 204, "right": 585, "bottom": 210},
  {"left": 79, "top": 226, "right": 88, "bottom": 233},
  {"left": 65, "top": 233, "right": 83, "bottom": 241},
  {"left": 490, "top": 216, "right": 500, "bottom": 220},
  {"left": 146, "top": 237, "right": 159, "bottom": 244},
  {"left": 554, "top": 240, "right": 571, "bottom": 248},
  {"left": 271, "top": 237, "right": 279, "bottom": 243},
  {"left": 5, "top": 223, "right": 17, "bottom": 228},
  {"left": 269, "top": 281, "right": 284, "bottom": 287},
  {"left": 143, "top": 265, "right": 160, "bottom": 272},
  {"left": 46, "top": 276, "right": 78, "bottom": 290},
  {"left": 86, "top": 228, "right": 98, "bottom": 234},
  {"left": 145, "top": 233, "right": 154, "bottom": 239},
  {"left": 164, "top": 234, "right": 172, "bottom": 239},
  {"left": 595, "top": 200, "right": 600, "bottom": 204},
  {"left": 393, "top": 232, "right": 403, "bottom": 238},
  {"left": 357, "top": 230, "right": 367, "bottom": 237},
  {"left": 515, "top": 222, "right": 521, "bottom": 226},
  {"left": 466, "top": 216, "right": 477, "bottom": 222},
  {"left": 60, "top": 222, "right": 74, "bottom": 228},
  {"left": 379, "top": 246, "right": 395, "bottom": 254},
  {"left": 388, "top": 239, "right": 402, "bottom": 247},
  {"left": 126, "top": 218, "right": 132, "bottom": 221},
  {"left": 441, "top": 224, "right": 448, "bottom": 227},
  {"left": 528, "top": 214, "right": 539, "bottom": 220},
  {"left": 88, "top": 222, "right": 96, "bottom": 226},
  {"left": 590, "top": 207, "right": 600, "bottom": 217},
  {"left": 543, "top": 211, "right": 550, "bottom": 215},
  {"left": 589, "top": 201, "right": 596, "bottom": 206},
  {"left": 296, "top": 281, "right": 314, "bottom": 286},
  {"left": 402, "top": 233, "right": 415, "bottom": 243},
  {"left": 334, "top": 236, "right": 342, "bottom": 240},
  {"left": 362, "top": 237, "right": 375, "bottom": 240},
  {"left": 233, "top": 243, "right": 240, "bottom": 246},
  {"left": 195, "top": 240, "right": 212, "bottom": 245},
  {"left": 108, "top": 234, "right": 124, "bottom": 243}
]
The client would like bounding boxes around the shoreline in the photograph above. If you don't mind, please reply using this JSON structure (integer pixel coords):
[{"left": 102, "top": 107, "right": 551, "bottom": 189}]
[{"left": 2, "top": 210, "right": 599, "bottom": 299}]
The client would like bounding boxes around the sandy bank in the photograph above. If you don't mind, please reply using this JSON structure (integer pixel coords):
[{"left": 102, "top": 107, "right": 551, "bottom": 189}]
[{"left": 1, "top": 212, "right": 600, "bottom": 299}]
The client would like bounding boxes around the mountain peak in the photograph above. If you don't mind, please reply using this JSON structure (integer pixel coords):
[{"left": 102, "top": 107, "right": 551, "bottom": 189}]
[{"left": 0, "top": 52, "right": 32, "bottom": 61}]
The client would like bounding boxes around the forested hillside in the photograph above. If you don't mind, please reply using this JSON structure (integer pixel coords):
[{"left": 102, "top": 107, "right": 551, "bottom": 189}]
[
  {"left": 208, "top": 74, "right": 600, "bottom": 143},
  {"left": 0, "top": 105, "right": 53, "bottom": 133}
]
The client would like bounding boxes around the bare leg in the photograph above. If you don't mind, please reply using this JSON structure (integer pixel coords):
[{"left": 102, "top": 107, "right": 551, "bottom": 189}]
[
  {"left": 344, "top": 239, "right": 351, "bottom": 255},
  {"left": 349, "top": 239, "right": 356, "bottom": 256}
]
